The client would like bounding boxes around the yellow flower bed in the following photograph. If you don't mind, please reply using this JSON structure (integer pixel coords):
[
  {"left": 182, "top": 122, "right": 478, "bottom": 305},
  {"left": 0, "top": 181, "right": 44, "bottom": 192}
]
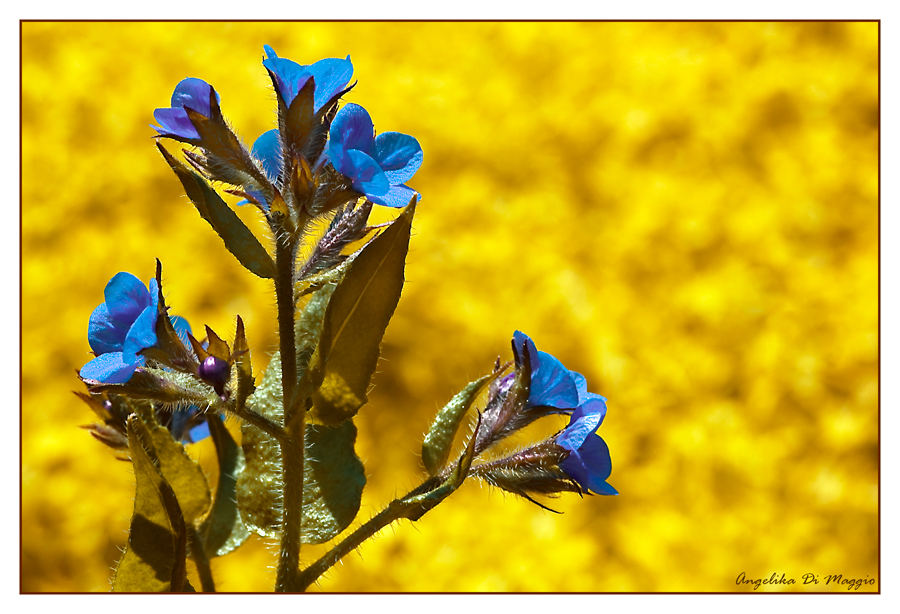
[{"left": 21, "top": 21, "right": 878, "bottom": 592}]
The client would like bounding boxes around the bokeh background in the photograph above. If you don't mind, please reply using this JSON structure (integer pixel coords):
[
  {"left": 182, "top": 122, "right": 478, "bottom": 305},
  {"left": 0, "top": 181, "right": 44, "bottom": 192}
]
[{"left": 21, "top": 22, "right": 878, "bottom": 592}]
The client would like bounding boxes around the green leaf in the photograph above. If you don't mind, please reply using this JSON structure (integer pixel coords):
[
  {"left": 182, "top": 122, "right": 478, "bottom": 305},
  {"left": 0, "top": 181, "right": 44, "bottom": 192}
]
[
  {"left": 113, "top": 416, "right": 189, "bottom": 592},
  {"left": 237, "top": 352, "right": 366, "bottom": 543},
  {"left": 301, "top": 421, "right": 366, "bottom": 544},
  {"left": 132, "top": 403, "right": 212, "bottom": 525},
  {"left": 236, "top": 353, "right": 284, "bottom": 537},
  {"left": 296, "top": 281, "right": 337, "bottom": 399},
  {"left": 233, "top": 315, "right": 256, "bottom": 413},
  {"left": 309, "top": 200, "right": 416, "bottom": 425},
  {"left": 157, "top": 142, "right": 276, "bottom": 279},
  {"left": 199, "top": 416, "right": 252, "bottom": 557},
  {"left": 422, "top": 374, "right": 492, "bottom": 476}
]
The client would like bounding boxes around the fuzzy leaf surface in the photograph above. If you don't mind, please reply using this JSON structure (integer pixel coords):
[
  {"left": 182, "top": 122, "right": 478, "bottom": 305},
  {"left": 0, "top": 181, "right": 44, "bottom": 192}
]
[
  {"left": 295, "top": 282, "right": 337, "bottom": 409},
  {"left": 233, "top": 316, "right": 255, "bottom": 413},
  {"left": 301, "top": 421, "right": 366, "bottom": 544},
  {"left": 310, "top": 201, "right": 415, "bottom": 425},
  {"left": 422, "top": 374, "right": 492, "bottom": 476},
  {"left": 199, "top": 415, "right": 251, "bottom": 557},
  {"left": 113, "top": 416, "right": 188, "bottom": 592},
  {"left": 158, "top": 143, "right": 276, "bottom": 279},
  {"left": 236, "top": 353, "right": 284, "bottom": 538},
  {"left": 134, "top": 403, "right": 211, "bottom": 524},
  {"left": 236, "top": 351, "right": 366, "bottom": 543}
]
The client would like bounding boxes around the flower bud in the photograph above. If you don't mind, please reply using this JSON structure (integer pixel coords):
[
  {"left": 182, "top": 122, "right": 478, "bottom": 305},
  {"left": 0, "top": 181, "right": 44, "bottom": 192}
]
[{"left": 198, "top": 354, "right": 231, "bottom": 398}]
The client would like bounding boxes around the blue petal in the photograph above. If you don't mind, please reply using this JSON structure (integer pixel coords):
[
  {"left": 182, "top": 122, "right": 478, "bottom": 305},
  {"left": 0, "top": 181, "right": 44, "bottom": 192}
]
[
  {"left": 307, "top": 56, "right": 353, "bottom": 111},
  {"left": 569, "top": 396, "right": 608, "bottom": 426},
  {"left": 571, "top": 371, "right": 588, "bottom": 398},
  {"left": 251, "top": 129, "right": 283, "bottom": 182},
  {"left": 263, "top": 56, "right": 312, "bottom": 105},
  {"left": 589, "top": 478, "right": 619, "bottom": 496},
  {"left": 148, "top": 277, "right": 160, "bottom": 312},
  {"left": 104, "top": 273, "right": 151, "bottom": 326},
  {"left": 561, "top": 434, "right": 615, "bottom": 494},
  {"left": 237, "top": 189, "right": 270, "bottom": 210},
  {"left": 88, "top": 303, "right": 126, "bottom": 355},
  {"left": 168, "top": 406, "right": 199, "bottom": 442},
  {"left": 373, "top": 132, "right": 423, "bottom": 185},
  {"left": 80, "top": 352, "right": 141, "bottom": 384},
  {"left": 170, "top": 77, "right": 217, "bottom": 117},
  {"left": 152, "top": 108, "right": 200, "bottom": 140},
  {"left": 529, "top": 350, "right": 579, "bottom": 409},
  {"left": 330, "top": 103, "right": 375, "bottom": 166},
  {"left": 345, "top": 149, "right": 390, "bottom": 196},
  {"left": 368, "top": 184, "right": 418, "bottom": 209},
  {"left": 122, "top": 305, "right": 158, "bottom": 360},
  {"left": 188, "top": 420, "right": 212, "bottom": 443},
  {"left": 560, "top": 450, "right": 590, "bottom": 491},
  {"left": 557, "top": 407, "right": 604, "bottom": 451},
  {"left": 263, "top": 44, "right": 278, "bottom": 60}
]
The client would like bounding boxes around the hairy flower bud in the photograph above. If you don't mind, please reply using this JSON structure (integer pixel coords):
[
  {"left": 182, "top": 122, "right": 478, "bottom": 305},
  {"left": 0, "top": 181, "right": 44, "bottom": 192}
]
[{"left": 198, "top": 354, "right": 231, "bottom": 399}]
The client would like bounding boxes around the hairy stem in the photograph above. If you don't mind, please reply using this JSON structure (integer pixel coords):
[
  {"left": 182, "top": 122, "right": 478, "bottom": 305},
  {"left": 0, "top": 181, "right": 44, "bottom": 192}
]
[
  {"left": 231, "top": 405, "right": 286, "bottom": 443},
  {"left": 297, "top": 479, "right": 456, "bottom": 591},
  {"left": 188, "top": 528, "right": 216, "bottom": 592},
  {"left": 273, "top": 231, "right": 304, "bottom": 592}
]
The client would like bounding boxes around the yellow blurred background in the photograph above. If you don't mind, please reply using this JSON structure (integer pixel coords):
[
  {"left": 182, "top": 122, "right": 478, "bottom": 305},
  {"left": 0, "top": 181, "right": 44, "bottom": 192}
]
[{"left": 21, "top": 22, "right": 878, "bottom": 592}]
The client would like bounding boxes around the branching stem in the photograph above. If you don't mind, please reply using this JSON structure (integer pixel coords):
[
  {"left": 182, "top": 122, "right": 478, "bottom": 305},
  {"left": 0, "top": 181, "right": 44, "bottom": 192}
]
[{"left": 296, "top": 478, "right": 458, "bottom": 591}]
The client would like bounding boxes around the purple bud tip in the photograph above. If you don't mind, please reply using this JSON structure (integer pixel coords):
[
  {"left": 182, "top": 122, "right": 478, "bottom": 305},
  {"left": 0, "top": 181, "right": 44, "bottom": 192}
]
[
  {"left": 198, "top": 355, "right": 230, "bottom": 386},
  {"left": 102, "top": 400, "right": 114, "bottom": 412}
]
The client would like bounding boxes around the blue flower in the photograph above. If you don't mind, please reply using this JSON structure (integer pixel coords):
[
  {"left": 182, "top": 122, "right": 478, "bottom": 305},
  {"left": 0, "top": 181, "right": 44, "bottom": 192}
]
[
  {"left": 236, "top": 129, "right": 282, "bottom": 210},
  {"left": 152, "top": 77, "right": 219, "bottom": 140},
  {"left": 328, "top": 103, "right": 423, "bottom": 208},
  {"left": 167, "top": 406, "right": 214, "bottom": 444},
  {"left": 263, "top": 45, "right": 353, "bottom": 112},
  {"left": 556, "top": 402, "right": 618, "bottom": 496},
  {"left": 80, "top": 272, "right": 191, "bottom": 384},
  {"left": 511, "top": 330, "right": 603, "bottom": 412}
]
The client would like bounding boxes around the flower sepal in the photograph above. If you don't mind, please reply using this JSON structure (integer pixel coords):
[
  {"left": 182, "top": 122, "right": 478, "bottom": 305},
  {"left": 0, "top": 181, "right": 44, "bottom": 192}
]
[
  {"left": 186, "top": 325, "right": 235, "bottom": 400},
  {"left": 422, "top": 366, "right": 504, "bottom": 476},
  {"left": 156, "top": 142, "right": 278, "bottom": 279},
  {"left": 154, "top": 79, "right": 271, "bottom": 193},
  {"left": 75, "top": 385, "right": 215, "bottom": 452},
  {"left": 403, "top": 412, "right": 482, "bottom": 522},
  {"left": 83, "top": 366, "right": 222, "bottom": 412},
  {"left": 145, "top": 259, "right": 200, "bottom": 375},
  {"left": 471, "top": 441, "right": 582, "bottom": 511}
]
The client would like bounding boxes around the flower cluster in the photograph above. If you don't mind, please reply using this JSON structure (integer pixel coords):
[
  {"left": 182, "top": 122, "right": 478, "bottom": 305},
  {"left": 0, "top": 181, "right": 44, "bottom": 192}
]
[
  {"left": 80, "top": 272, "right": 190, "bottom": 384},
  {"left": 152, "top": 78, "right": 219, "bottom": 141},
  {"left": 471, "top": 331, "right": 617, "bottom": 500},
  {"left": 152, "top": 45, "right": 422, "bottom": 217},
  {"left": 327, "top": 103, "right": 423, "bottom": 208}
]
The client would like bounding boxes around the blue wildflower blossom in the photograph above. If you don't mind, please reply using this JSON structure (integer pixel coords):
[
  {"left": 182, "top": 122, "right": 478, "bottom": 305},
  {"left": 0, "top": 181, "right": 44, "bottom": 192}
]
[
  {"left": 328, "top": 103, "right": 423, "bottom": 208},
  {"left": 556, "top": 402, "right": 618, "bottom": 495},
  {"left": 152, "top": 77, "right": 220, "bottom": 140},
  {"left": 168, "top": 406, "right": 214, "bottom": 444},
  {"left": 80, "top": 272, "right": 191, "bottom": 384},
  {"left": 263, "top": 45, "right": 353, "bottom": 111},
  {"left": 511, "top": 330, "right": 602, "bottom": 411},
  {"left": 236, "top": 129, "right": 283, "bottom": 210}
]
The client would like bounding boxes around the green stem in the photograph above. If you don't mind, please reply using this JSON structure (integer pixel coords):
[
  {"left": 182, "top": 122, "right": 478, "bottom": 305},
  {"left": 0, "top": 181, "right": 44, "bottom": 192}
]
[
  {"left": 188, "top": 529, "right": 216, "bottom": 592},
  {"left": 296, "top": 480, "right": 455, "bottom": 591},
  {"left": 231, "top": 405, "right": 286, "bottom": 443},
  {"left": 273, "top": 232, "right": 304, "bottom": 592}
]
